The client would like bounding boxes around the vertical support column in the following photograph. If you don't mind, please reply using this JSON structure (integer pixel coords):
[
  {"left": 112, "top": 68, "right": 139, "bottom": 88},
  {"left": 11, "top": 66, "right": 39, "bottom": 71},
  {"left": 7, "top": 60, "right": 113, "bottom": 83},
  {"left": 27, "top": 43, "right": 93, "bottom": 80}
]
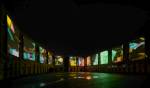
[
  {"left": 35, "top": 45, "right": 40, "bottom": 63},
  {"left": 46, "top": 51, "right": 48, "bottom": 64},
  {"left": 108, "top": 49, "right": 112, "bottom": 72},
  {"left": 45, "top": 51, "right": 48, "bottom": 73},
  {"left": 98, "top": 53, "right": 101, "bottom": 72},
  {"left": 19, "top": 32, "right": 24, "bottom": 76},
  {"left": 123, "top": 42, "right": 129, "bottom": 73},
  {"left": 35, "top": 45, "right": 39, "bottom": 74},
  {"left": 52, "top": 55, "right": 55, "bottom": 67},
  {"left": 19, "top": 33, "right": 24, "bottom": 61},
  {"left": 76, "top": 57, "right": 78, "bottom": 72},
  {"left": 84, "top": 56, "right": 87, "bottom": 71},
  {"left": 64, "top": 56, "right": 69, "bottom": 72},
  {"left": 108, "top": 49, "right": 112, "bottom": 64},
  {"left": 52, "top": 55, "right": 56, "bottom": 72},
  {"left": 91, "top": 55, "right": 94, "bottom": 72},
  {"left": 91, "top": 55, "right": 93, "bottom": 66}
]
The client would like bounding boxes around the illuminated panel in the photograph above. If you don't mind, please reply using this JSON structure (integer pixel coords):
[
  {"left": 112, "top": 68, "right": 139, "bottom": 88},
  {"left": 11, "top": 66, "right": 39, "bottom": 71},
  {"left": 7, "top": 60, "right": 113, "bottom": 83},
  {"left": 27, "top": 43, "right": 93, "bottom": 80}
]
[
  {"left": 93, "top": 54, "right": 98, "bottom": 65},
  {"left": 100, "top": 51, "right": 108, "bottom": 64},
  {"left": 55, "top": 56, "right": 63, "bottom": 65},
  {"left": 9, "top": 48, "right": 19, "bottom": 57},
  {"left": 78, "top": 57, "right": 84, "bottom": 66},
  {"left": 112, "top": 50, "right": 117, "bottom": 61},
  {"left": 129, "top": 37, "right": 145, "bottom": 61},
  {"left": 23, "top": 36, "right": 35, "bottom": 61},
  {"left": 39, "top": 46, "right": 47, "bottom": 63},
  {"left": 87, "top": 56, "right": 91, "bottom": 66},
  {"left": 112, "top": 45, "right": 123, "bottom": 63},
  {"left": 69, "top": 56, "right": 77, "bottom": 66},
  {"left": 7, "top": 15, "right": 19, "bottom": 57},
  {"left": 7, "top": 27, "right": 14, "bottom": 41},
  {"left": 48, "top": 52, "right": 53, "bottom": 64}
]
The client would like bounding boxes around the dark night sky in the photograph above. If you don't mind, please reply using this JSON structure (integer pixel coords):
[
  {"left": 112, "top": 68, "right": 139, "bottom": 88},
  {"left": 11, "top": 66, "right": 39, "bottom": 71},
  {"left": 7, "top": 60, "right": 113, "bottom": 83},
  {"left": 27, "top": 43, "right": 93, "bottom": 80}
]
[{"left": 1, "top": 0, "right": 149, "bottom": 56}]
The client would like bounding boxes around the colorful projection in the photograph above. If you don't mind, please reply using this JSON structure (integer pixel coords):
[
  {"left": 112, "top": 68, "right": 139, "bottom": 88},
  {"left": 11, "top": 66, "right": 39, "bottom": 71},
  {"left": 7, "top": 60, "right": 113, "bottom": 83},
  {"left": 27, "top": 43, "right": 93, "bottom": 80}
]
[
  {"left": 7, "top": 15, "right": 19, "bottom": 57},
  {"left": 129, "top": 37, "right": 145, "bottom": 60},
  {"left": 48, "top": 52, "right": 53, "bottom": 64},
  {"left": 39, "top": 47, "right": 47, "bottom": 63},
  {"left": 23, "top": 37, "right": 35, "bottom": 61},
  {"left": 69, "top": 56, "right": 77, "bottom": 66},
  {"left": 92, "top": 54, "right": 98, "bottom": 65},
  {"left": 87, "top": 56, "right": 91, "bottom": 66},
  {"left": 78, "top": 57, "right": 84, "bottom": 66},
  {"left": 100, "top": 51, "right": 108, "bottom": 64},
  {"left": 55, "top": 56, "right": 63, "bottom": 65},
  {"left": 112, "top": 45, "right": 123, "bottom": 63}
]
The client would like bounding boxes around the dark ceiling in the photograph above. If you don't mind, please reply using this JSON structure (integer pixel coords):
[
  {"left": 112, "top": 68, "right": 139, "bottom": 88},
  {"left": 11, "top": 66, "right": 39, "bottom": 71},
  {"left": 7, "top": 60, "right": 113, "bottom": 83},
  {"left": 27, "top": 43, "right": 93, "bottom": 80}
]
[{"left": 1, "top": 0, "right": 149, "bottom": 56}]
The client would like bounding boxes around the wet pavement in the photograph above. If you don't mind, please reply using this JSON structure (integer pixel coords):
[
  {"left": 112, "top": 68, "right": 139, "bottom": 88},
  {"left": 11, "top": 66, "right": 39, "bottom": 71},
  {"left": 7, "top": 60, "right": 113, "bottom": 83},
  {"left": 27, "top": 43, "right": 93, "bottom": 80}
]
[{"left": 7, "top": 72, "right": 148, "bottom": 88}]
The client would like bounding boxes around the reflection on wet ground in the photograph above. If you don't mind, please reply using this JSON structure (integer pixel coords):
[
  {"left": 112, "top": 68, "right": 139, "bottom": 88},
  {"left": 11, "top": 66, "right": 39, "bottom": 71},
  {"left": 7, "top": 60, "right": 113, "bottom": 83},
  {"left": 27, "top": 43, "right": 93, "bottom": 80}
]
[{"left": 10, "top": 72, "right": 148, "bottom": 88}]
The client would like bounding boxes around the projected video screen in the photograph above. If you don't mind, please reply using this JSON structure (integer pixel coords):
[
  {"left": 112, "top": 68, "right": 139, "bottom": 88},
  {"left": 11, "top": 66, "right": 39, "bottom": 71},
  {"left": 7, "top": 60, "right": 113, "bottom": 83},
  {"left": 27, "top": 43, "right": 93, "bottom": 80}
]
[
  {"left": 39, "top": 46, "right": 47, "bottom": 63},
  {"left": 129, "top": 37, "right": 145, "bottom": 61},
  {"left": 78, "top": 57, "right": 84, "bottom": 66},
  {"left": 23, "top": 37, "right": 35, "bottom": 61},
  {"left": 69, "top": 56, "right": 77, "bottom": 66},
  {"left": 92, "top": 54, "right": 98, "bottom": 65},
  {"left": 112, "top": 45, "right": 123, "bottom": 63},
  {"left": 100, "top": 51, "right": 108, "bottom": 64},
  {"left": 48, "top": 52, "right": 53, "bottom": 64},
  {"left": 55, "top": 56, "right": 63, "bottom": 65},
  {"left": 87, "top": 56, "right": 91, "bottom": 66},
  {"left": 7, "top": 15, "right": 19, "bottom": 57}
]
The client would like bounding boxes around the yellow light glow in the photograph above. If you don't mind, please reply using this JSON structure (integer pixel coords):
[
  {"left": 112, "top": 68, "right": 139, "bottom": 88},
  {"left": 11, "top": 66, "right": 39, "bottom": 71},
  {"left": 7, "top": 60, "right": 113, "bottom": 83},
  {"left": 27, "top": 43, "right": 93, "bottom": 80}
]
[
  {"left": 86, "top": 76, "right": 92, "bottom": 80},
  {"left": 87, "top": 56, "right": 91, "bottom": 66},
  {"left": 115, "top": 56, "right": 123, "bottom": 62},
  {"left": 69, "top": 73, "right": 76, "bottom": 77},
  {"left": 58, "top": 57, "right": 63, "bottom": 62},
  {"left": 70, "top": 56, "right": 76, "bottom": 66},
  {"left": 7, "top": 15, "right": 12, "bottom": 28},
  {"left": 7, "top": 15, "right": 15, "bottom": 33},
  {"left": 140, "top": 37, "right": 145, "bottom": 41}
]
